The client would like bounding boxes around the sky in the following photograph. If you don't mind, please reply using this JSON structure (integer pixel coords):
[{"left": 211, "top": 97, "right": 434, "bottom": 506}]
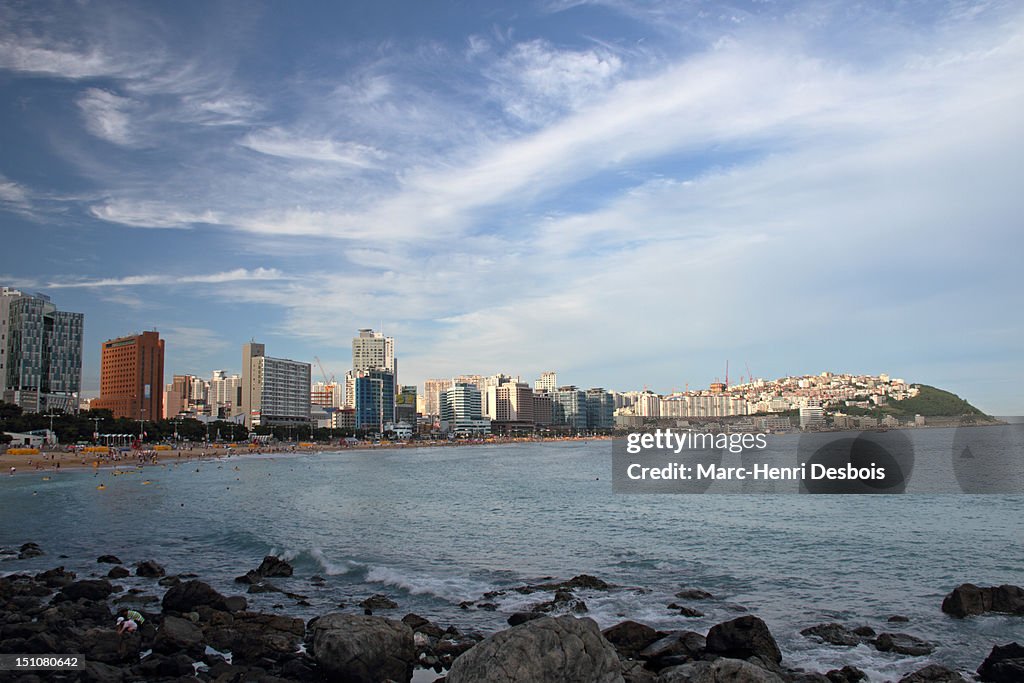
[{"left": 0, "top": 0, "right": 1022, "bottom": 414}]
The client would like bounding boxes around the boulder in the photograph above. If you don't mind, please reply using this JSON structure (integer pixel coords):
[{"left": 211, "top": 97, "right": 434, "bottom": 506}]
[
  {"left": 941, "top": 584, "right": 1024, "bottom": 618},
  {"left": 602, "top": 620, "right": 661, "bottom": 659},
  {"left": 106, "top": 566, "right": 130, "bottom": 579},
  {"left": 706, "top": 616, "right": 782, "bottom": 664},
  {"left": 80, "top": 660, "right": 126, "bottom": 683},
  {"left": 898, "top": 664, "right": 968, "bottom": 682},
  {"left": 35, "top": 567, "right": 76, "bottom": 588},
  {"left": 161, "top": 579, "right": 228, "bottom": 612},
  {"left": 135, "top": 560, "right": 165, "bottom": 578},
  {"left": 61, "top": 579, "right": 114, "bottom": 602},
  {"left": 204, "top": 611, "right": 304, "bottom": 664},
  {"left": 18, "top": 542, "right": 44, "bottom": 559},
  {"left": 446, "top": 615, "right": 623, "bottom": 683},
  {"left": 656, "top": 658, "right": 785, "bottom": 682},
  {"left": 678, "top": 606, "right": 704, "bottom": 618},
  {"left": 800, "top": 623, "right": 861, "bottom": 647},
  {"left": 826, "top": 666, "right": 867, "bottom": 682},
  {"left": 977, "top": 642, "right": 1024, "bottom": 682},
  {"left": 223, "top": 595, "right": 248, "bottom": 613},
  {"left": 256, "top": 555, "right": 294, "bottom": 577},
  {"left": 675, "top": 589, "right": 714, "bottom": 600},
  {"left": 508, "top": 612, "right": 543, "bottom": 626},
  {"left": 308, "top": 613, "right": 415, "bottom": 683},
  {"left": 531, "top": 588, "right": 588, "bottom": 614},
  {"left": 96, "top": 555, "right": 122, "bottom": 565},
  {"left": 874, "top": 632, "right": 934, "bottom": 656},
  {"left": 360, "top": 593, "right": 399, "bottom": 610},
  {"left": 639, "top": 631, "right": 706, "bottom": 672},
  {"left": 153, "top": 615, "right": 204, "bottom": 655}
]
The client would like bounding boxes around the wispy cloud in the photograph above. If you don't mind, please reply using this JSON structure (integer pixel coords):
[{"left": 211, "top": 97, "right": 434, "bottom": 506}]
[
  {"left": 240, "top": 127, "right": 386, "bottom": 167},
  {"left": 47, "top": 268, "right": 289, "bottom": 289},
  {"left": 89, "top": 200, "right": 222, "bottom": 229}
]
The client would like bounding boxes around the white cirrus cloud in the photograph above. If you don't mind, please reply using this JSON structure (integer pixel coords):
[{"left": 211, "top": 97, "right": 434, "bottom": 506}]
[
  {"left": 46, "top": 268, "right": 289, "bottom": 289},
  {"left": 240, "top": 127, "right": 386, "bottom": 167},
  {"left": 89, "top": 200, "right": 223, "bottom": 229},
  {"left": 76, "top": 88, "right": 140, "bottom": 146}
]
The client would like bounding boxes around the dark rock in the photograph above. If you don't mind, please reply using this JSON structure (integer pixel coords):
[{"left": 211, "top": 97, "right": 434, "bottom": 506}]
[
  {"left": 80, "top": 659, "right": 126, "bottom": 683},
  {"left": 706, "top": 615, "right": 782, "bottom": 664},
  {"left": 96, "top": 555, "right": 122, "bottom": 565},
  {"left": 308, "top": 613, "right": 415, "bottom": 683},
  {"left": 529, "top": 573, "right": 613, "bottom": 592},
  {"left": 531, "top": 588, "right": 588, "bottom": 614},
  {"left": 874, "top": 632, "right": 934, "bottom": 656},
  {"left": 80, "top": 627, "right": 140, "bottom": 665},
  {"left": 162, "top": 579, "right": 228, "bottom": 612},
  {"left": 153, "top": 614, "right": 204, "bottom": 655},
  {"left": 826, "top": 666, "right": 867, "bottom": 682},
  {"left": 888, "top": 615, "right": 910, "bottom": 622},
  {"left": 655, "top": 658, "right": 784, "bottom": 682},
  {"left": 106, "top": 566, "right": 130, "bottom": 579},
  {"left": 898, "top": 664, "right": 968, "bottom": 682},
  {"left": 360, "top": 593, "right": 399, "bottom": 610},
  {"left": 942, "top": 583, "right": 1024, "bottom": 618},
  {"left": 223, "top": 595, "right": 248, "bottom": 612},
  {"left": 205, "top": 611, "right": 304, "bottom": 664},
  {"left": 256, "top": 555, "right": 294, "bottom": 577},
  {"left": 675, "top": 589, "right": 714, "bottom": 600},
  {"left": 113, "top": 593, "right": 158, "bottom": 605},
  {"left": 508, "top": 611, "right": 544, "bottom": 626},
  {"left": 851, "top": 626, "right": 876, "bottom": 638},
  {"left": 677, "top": 606, "right": 704, "bottom": 618},
  {"left": 800, "top": 623, "right": 861, "bottom": 647},
  {"left": 18, "top": 542, "right": 43, "bottom": 559},
  {"left": 234, "top": 569, "right": 263, "bottom": 584},
  {"left": 157, "top": 575, "right": 181, "bottom": 587},
  {"left": 977, "top": 642, "right": 1024, "bottom": 682},
  {"left": 61, "top": 579, "right": 114, "bottom": 602},
  {"left": 135, "top": 560, "right": 165, "bottom": 578},
  {"left": 35, "top": 566, "right": 76, "bottom": 588},
  {"left": 447, "top": 615, "right": 622, "bottom": 683},
  {"left": 138, "top": 651, "right": 196, "bottom": 677},
  {"left": 603, "top": 620, "right": 661, "bottom": 659}
]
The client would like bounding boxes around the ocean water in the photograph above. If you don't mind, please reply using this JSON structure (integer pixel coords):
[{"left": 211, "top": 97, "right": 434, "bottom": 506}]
[{"left": 2, "top": 427, "right": 1023, "bottom": 681}]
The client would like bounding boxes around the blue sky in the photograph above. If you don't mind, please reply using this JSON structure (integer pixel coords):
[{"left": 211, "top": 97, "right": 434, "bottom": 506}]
[{"left": 1, "top": 0, "right": 1022, "bottom": 413}]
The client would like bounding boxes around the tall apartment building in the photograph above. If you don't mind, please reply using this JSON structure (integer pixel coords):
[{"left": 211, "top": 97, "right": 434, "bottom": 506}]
[
  {"left": 209, "top": 370, "right": 242, "bottom": 417},
  {"left": 241, "top": 342, "right": 311, "bottom": 429},
  {"left": 551, "top": 386, "right": 588, "bottom": 431},
  {"left": 488, "top": 381, "right": 536, "bottom": 434},
  {"left": 585, "top": 388, "right": 615, "bottom": 430},
  {"left": 346, "top": 328, "right": 396, "bottom": 408},
  {"left": 535, "top": 371, "right": 558, "bottom": 393},
  {"left": 440, "top": 383, "right": 490, "bottom": 436},
  {"left": 353, "top": 368, "right": 395, "bottom": 432},
  {"left": 423, "top": 378, "right": 452, "bottom": 417},
  {"left": 1, "top": 287, "right": 84, "bottom": 413},
  {"left": 395, "top": 385, "right": 417, "bottom": 425},
  {"left": 311, "top": 381, "right": 343, "bottom": 409},
  {"left": 92, "top": 331, "right": 164, "bottom": 420}
]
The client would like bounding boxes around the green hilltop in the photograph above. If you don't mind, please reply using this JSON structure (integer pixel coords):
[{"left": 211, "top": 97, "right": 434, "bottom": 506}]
[{"left": 889, "top": 384, "right": 986, "bottom": 418}]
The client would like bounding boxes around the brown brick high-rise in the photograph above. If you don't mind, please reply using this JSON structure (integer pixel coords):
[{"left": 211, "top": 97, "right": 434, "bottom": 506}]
[{"left": 92, "top": 331, "right": 165, "bottom": 421}]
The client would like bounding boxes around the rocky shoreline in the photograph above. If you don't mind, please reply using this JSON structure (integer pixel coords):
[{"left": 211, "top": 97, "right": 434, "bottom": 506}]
[{"left": 1, "top": 545, "right": 1022, "bottom": 682}]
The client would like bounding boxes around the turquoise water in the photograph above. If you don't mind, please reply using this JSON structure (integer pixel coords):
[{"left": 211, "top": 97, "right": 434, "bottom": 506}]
[{"left": 2, "top": 429, "right": 1023, "bottom": 680}]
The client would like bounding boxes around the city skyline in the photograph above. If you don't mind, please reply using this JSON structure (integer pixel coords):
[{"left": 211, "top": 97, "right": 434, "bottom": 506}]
[{"left": 1, "top": 1, "right": 1022, "bottom": 414}]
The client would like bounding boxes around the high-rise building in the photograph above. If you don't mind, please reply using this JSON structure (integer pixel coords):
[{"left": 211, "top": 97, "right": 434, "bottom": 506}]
[
  {"left": 311, "top": 381, "right": 343, "bottom": 409},
  {"left": 92, "top": 331, "right": 164, "bottom": 420},
  {"left": 535, "top": 371, "right": 557, "bottom": 393},
  {"left": 585, "top": 388, "right": 614, "bottom": 430},
  {"left": 353, "top": 368, "right": 395, "bottom": 432},
  {"left": 440, "top": 384, "right": 490, "bottom": 436},
  {"left": 210, "top": 370, "right": 242, "bottom": 417},
  {"left": 423, "top": 378, "right": 452, "bottom": 417},
  {"left": 489, "top": 382, "right": 535, "bottom": 433},
  {"left": 241, "top": 342, "right": 311, "bottom": 429},
  {"left": 395, "top": 385, "right": 417, "bottom": 425},
  {"left": 551, "top": 386, "right": 587, "bottom": 431},
  {"left": 1, "top": 287, "right": 84, "bottom": 413},
  {"left": 352, "top": 328, "right": 395, "bottom": 373}
]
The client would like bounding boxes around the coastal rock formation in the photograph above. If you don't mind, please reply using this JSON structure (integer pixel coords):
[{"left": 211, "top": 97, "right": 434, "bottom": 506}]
[
  {"left": 639, "top": 631, "right": 707, "bottom": 671},
  {"left": 656, "top": 658, "right": 785, "bottom": 682},
  {"left": 360, "top": 593, "right": 399, "bottom": 610},
  {"left": 941, "top": 584, "right": 1024, "bottom": 618},
  {"left": 308, "top": 613, "right": 415, "bottom": 683},
  {"left": 152, "top": 615, "right": 204, "bottom": 655},
  {"left": 898, "top": 664, "right": 969, "bottom": 682},
  {"left": 256, "top": 555, "right": 294, "bottom": 577},
  {"left": 17, "top": 542, "right": 44, "bottom": 559},
  {"left": 135, "top": 559, "right": 165, "bottom": 578},
  {"left": 531, "top": 588, "right": 588, "bottom": 614},
  {"left": 800, "top": 623, "right": 862, "bottom": 647},
  {"left": 96, "top": 554, "right": 122, "bottom": 564},
  {"left": 446, "top": 615, "right": 624, "bottom": 683},
  {"left": 874, "top": 632, "right": 935, "bottom": 656},
  {"left": 602, "top": 620, "right": 662, "bottom": 659},
  {"left": 705, "top": 615, "right": 782, "bottom": 664},
  {"left": 675, "top": 588, "right": 714, "bottom": 600},
  {"left": 977, "top": 642, "right": 1024, "bottom": 682},
  {"left": 106, "top": 566, "right": 130, "bottom": 579},
  {"left": 161, "top": 579, "right": 229, "bottom": 613},
  {"left": 60, "top": 579, "right": 114, "bottom": 602}
]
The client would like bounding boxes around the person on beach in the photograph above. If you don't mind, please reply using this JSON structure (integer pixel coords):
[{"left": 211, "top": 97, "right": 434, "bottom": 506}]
[
  {"left": 8, "top": 466, "right": 13, "bottom": 476},
  {"left": 116, "top": 608, "right": 144, "bottom": 634}
]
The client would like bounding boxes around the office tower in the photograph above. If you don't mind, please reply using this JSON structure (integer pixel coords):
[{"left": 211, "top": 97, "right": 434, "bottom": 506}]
[
  {"left": 551, "top": 386, "right": 588, "bottom": 430},
  {"left": 395, "top": 385, "right": 417, "bottom": 425},
  {"left": 1, "top": 287, "right": 84, "bottom": 413},
  {"left": 353, "top": 368, "right": 395, "bottom": 432},
  {"left": 585, "top": 388, "right": 614, "bottom": 430},
  {"left": 352, "top": 328, "right": 395, "bottom": 373},
  {"left": 423, "top": 378, "right": 452, "bottom": 417},
  {"left": 241, "top": 342, "right": 311, "bottom": 428},
  {"left": 92, "top": 331, "right": 164, "bottom": 420}
]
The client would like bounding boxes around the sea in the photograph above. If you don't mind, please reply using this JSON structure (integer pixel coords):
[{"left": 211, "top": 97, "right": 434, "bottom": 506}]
[{"left": 2, "top": 425, "right": 1023, "bottom": 681}]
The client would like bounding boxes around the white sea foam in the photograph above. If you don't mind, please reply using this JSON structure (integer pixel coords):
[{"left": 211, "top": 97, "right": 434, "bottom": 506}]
[{"left": 364, "top": 564, "right": 493, "bottom": 603}]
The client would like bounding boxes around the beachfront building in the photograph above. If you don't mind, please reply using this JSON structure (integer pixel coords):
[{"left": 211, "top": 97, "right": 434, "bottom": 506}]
[
  {"left": 535, "top": 371, "right": 557, "bottom": 392},
  {"left": 210, "top": 370, "right": 242, "bottom": 417},
  {"left": 423, "top": 378, "right": 451, "bottom": 417},
  {"left": 585, "top": 388, "right": 615, "bottom": 431},
  {"left": 241, "top": 342, "right": 311, "bottom": 429},
  {"left": 0, "top": 287, "right": 84, "bottom": 413},
  {"left": 353, "top": 368, "right": 395, "bottom": 432},
  {"left": 440, "top": 384, "right": 491, "bottom": 436},
  {"left": 352, "top": 328, "right": 395, "bottom": 374},
  {"left": 92, "top": 331, "right": 165, "bottom": 421},
  {"left": 551, "top": 386, "right": 588, "bottom": 431},
  {"left": 395, "top": 385, "right": 417, "bottom": 425},
  {"left": 533, "top": 392, "right": 553, "bottom": 426},
  {"left": 487, "top": 380, "right": 535, "bottom": 434}
]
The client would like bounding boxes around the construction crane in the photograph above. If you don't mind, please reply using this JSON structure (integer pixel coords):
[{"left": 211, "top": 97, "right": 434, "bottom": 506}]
[{"left": 313, "top": 356, "right": 336, "bottom": 385}]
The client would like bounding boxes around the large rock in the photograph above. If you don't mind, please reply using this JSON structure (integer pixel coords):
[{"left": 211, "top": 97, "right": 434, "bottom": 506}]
[
  {"left": 61, "top": 579, "right": 114, "bottom": 602},
  {"left": 603, "top": 620, "right": 662, "bottom": 659},
  {"left": 309, "top": 613, "right": 415, "bottom": 683},
  {"left": 977, "top": 642, "right": 1024, "bottom": 682},
  {"left": 941, "top": 584, "right": 1024, "bottom": 618},
  {"left": 705, "top": 616, "right": 782, "bottom": 664},
  {"left": 97, "top": 555, "right": 122, "bottom": 565},
  {"left": 800, "top": 623, "right": 861, "bottom": 647},
  {"left": 135, "top": 560, "right": 166, "bottom": 578},
  {"left": 203, "top": 611, "right": 305, "bottom": 664},
  {"left": 656, "top": 658, "right": 785, "bottom": 682},
  {"left": 446, "top": 615, "right": 623, "bottom": 683},
  {"left": 256, "top": 555, "right": 294, "bottom": 577},
  {"left": 161, "top": 579, "right": 228, "bottom": 612},
  {"left": 639, "top": 631, "right": 707, "bottom": 672},
  {"left": 874, "top": 632, "right": 934, "bottom": 656},
  {"left": 153, "top": 615, "right": 204, "bottom": 654},
  {"left": 36, "top": 567, "right": 76, "bottom": 588},
  {"left": 898, "top": 664, "right": 968, "bottom": 682}
]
